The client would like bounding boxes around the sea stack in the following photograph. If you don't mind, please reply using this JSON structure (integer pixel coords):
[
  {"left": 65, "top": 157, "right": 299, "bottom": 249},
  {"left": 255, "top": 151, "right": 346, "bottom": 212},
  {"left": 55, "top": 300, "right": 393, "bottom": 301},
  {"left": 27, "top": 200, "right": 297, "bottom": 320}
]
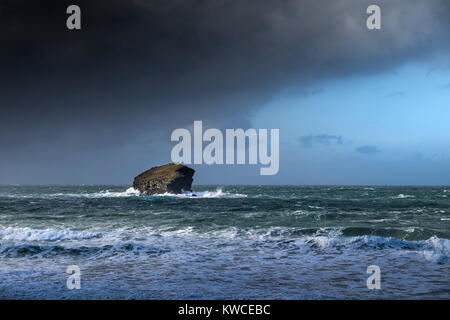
[{"left": 133, "top": 163, "right": 195, "bottom": 195}]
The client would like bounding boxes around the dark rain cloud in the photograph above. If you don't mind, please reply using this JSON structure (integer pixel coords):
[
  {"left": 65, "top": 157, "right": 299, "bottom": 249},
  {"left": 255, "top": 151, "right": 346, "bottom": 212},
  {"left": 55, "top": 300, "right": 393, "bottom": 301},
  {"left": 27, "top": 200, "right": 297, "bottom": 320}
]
[{"left": 1, "top": 0, "right": 450, "bottom": 182}]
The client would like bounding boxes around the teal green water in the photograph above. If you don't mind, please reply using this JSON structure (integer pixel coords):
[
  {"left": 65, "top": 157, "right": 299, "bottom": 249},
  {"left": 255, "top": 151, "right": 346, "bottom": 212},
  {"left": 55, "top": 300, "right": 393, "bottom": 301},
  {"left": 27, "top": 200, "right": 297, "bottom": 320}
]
[{"left": 0, "top": 185, "right": 449, "bottom": 299}]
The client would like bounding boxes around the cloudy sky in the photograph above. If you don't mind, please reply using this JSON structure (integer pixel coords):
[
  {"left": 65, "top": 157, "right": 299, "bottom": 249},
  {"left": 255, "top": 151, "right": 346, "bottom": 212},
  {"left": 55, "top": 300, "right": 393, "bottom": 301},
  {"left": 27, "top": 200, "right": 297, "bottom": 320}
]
[{"left": 1, "top": 0, "right": 449, "bottom": 185}]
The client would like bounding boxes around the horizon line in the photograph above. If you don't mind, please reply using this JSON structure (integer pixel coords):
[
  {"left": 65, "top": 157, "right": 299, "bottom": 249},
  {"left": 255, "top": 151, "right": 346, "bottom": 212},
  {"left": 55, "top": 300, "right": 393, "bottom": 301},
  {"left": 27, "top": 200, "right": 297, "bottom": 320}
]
[{"left": 1, "top": 184, "right": 449, "bottom": 187}]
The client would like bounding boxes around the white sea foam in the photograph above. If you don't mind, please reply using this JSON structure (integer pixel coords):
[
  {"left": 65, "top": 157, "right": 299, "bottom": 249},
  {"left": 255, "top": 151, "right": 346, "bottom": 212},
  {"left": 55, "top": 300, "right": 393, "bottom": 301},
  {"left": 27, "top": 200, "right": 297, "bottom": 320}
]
[
  {"left": 61, "top": 187, "right": 141, "bottom": 198},
  {"left": 0, "top": 227, "right": 101, "bottom": 242},
  {"left": 421, "top": 236, "right": 450, "bottom": 263},
  {"left": 291, "top": 210, "right": 310, "bottom": 215},
  {"left": 303, "top": 233, "right": 448, "bottom": 263},
  {"left": 2, "top": 187, "right": 247, "bottom": 199},
  {"left": 0, "top": 241, "right": 166, "bottom": 259},
  {"left": 368, "top": 218, "right": 394, "bottom": 223},
  {"left": 152, "top": 188, "right": 246, "bottom": 198},
  {"left": 393, "top": 194, "right": 415, "bottom": 199},
  {"left": 307, "top": 205, "right": 324, "bottom": 209},
  {"left": 1, "top": 187, "right": 142, "bottom": 199},
  {"left": 150, "top": 226, "right": 449, "bottom": 262},
  {"left": 0, "top": 224, "right": 448, "bottom": 265}
]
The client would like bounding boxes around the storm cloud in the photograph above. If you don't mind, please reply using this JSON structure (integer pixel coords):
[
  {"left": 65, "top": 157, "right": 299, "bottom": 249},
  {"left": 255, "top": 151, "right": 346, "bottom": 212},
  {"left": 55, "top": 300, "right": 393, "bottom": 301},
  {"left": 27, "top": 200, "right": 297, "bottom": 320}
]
[
  {"left": 299, "top": 134, "right": 344, "bottom": 148},
  {"left": 1, "top": 0, "right": 450, "bottom": 183}
]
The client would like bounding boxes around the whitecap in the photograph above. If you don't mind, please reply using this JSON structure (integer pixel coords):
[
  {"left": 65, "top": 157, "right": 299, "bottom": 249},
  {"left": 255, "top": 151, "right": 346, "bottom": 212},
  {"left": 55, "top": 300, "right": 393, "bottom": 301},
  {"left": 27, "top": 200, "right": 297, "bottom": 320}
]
[
  {"left": 71, "top": 187, "right": 141, "bottom": 198},
  {"left": 291, "top": 210, "right": 310, "bottom": 215},
  {"left": 393, "top": 194, "right": 415, "bottom": 199},
  {"left": 151, "top": 188, "right": 246, "bottom": 199},
  {"left": 0, "top": 227, "right": 102, "bottom": 242},
  {"left": 421, "top": 236, "right": 449, "bottom": 263},
  {"left": 307, "top": 205, "right": 324, "bottom": 209},
  {"left": 3, "top": 187, "right": 142, "bottom": 199}
]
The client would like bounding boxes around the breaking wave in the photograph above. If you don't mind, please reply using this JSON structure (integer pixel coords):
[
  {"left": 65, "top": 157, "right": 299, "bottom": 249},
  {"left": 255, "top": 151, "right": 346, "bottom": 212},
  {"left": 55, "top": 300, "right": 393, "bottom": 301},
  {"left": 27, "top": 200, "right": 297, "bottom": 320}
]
[
  {"left": 0, "top": 227, "right": 102, "bottom": 242},
  {"left": 393, "top": 194, "right": 415, "bottom": 199},
  {"left": 87, "top": 187, "right": 141, "bottom": 197},
  {"left": 0, "top": 242, "right": 167, "bottom": 259},
  {"left": 0, "top": 187, "right": 247, "bottom": 199},
  {"left": 2, "top": 226, "right": 446, "bottom": 263},
  {"left": 152, "top": 188, "right": 246, "bottom": 198},
  {"left": 53, "top": 187, "right": 142, "bottom": 198}
]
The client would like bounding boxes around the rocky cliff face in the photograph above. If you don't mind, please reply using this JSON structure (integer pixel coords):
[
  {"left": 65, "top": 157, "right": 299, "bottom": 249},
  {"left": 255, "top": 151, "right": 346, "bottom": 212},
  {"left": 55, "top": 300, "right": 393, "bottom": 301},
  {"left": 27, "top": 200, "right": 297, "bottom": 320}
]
[{"left": 133, "top": 163, "right": 195, "bottom": 195}]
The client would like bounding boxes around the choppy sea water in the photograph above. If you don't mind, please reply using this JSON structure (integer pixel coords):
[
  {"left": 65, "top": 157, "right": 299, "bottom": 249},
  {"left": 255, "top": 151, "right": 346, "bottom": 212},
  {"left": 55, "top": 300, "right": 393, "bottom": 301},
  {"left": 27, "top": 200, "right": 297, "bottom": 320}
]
[{"left": 0, "top": 185, "right": 448, "bottom": 299}]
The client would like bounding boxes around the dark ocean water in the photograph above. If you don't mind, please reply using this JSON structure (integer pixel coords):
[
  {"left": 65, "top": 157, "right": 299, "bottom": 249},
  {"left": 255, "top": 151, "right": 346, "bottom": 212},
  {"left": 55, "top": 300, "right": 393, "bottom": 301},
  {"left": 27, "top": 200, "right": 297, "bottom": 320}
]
[{"left": 0, "top": 185, "right": 448, "bottom": 299}]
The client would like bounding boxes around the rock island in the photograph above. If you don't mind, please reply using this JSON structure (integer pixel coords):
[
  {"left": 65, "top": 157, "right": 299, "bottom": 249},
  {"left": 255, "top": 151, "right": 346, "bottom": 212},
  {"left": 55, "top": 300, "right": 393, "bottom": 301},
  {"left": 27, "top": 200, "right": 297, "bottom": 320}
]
[{"left": 133, "top": 163, "right": 195, "bottom": 195}]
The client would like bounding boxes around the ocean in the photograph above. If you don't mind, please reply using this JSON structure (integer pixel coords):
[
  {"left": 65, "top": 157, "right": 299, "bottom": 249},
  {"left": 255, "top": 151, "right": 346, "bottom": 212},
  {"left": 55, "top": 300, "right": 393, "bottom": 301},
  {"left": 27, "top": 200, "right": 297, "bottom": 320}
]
[{"left": 0, "top": 185, "right": 448, "bottom": 299}]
